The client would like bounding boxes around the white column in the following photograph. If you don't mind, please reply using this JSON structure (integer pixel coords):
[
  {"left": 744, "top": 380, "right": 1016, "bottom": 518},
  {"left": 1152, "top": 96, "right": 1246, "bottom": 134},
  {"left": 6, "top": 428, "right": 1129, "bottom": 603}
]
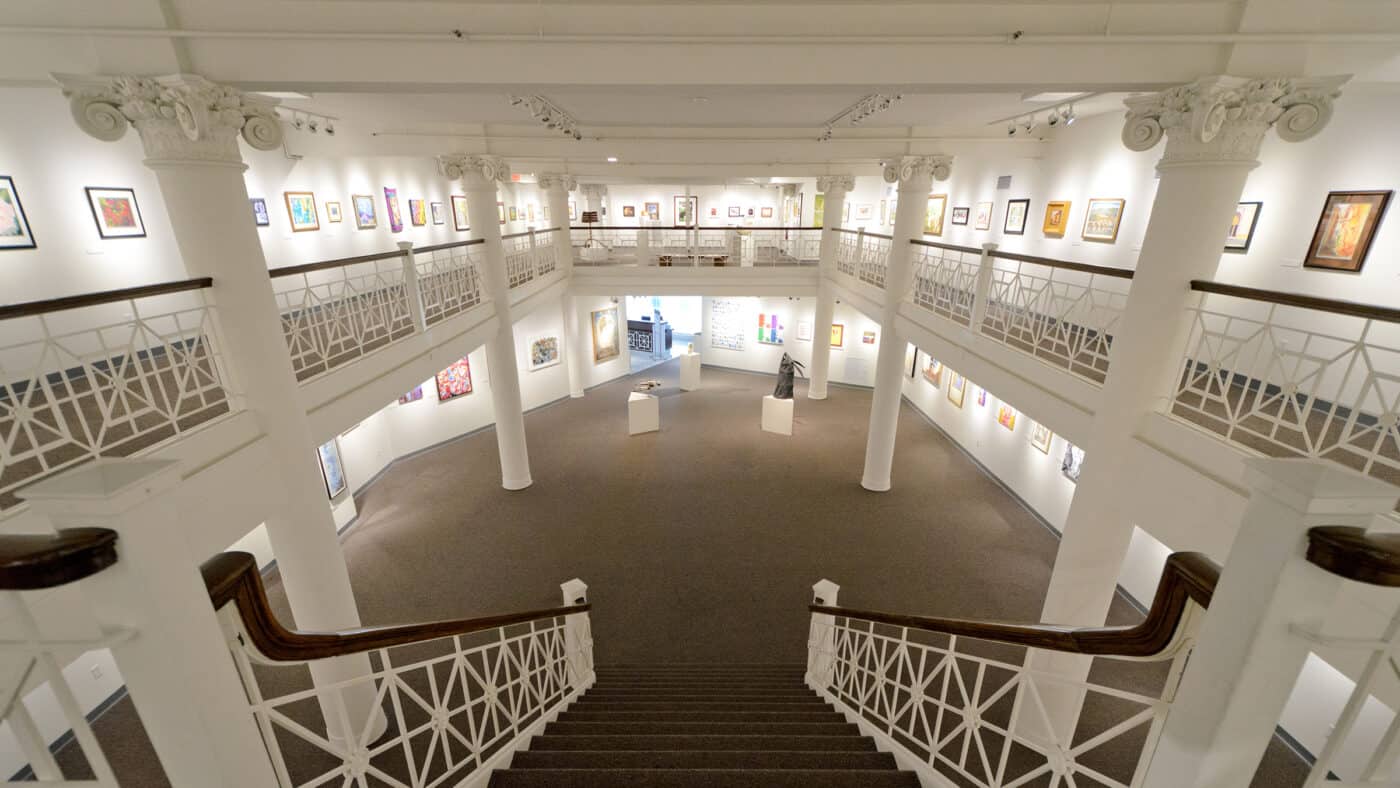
[
  {"left": 21, "top": 460, "right": 279, "bottom": 787},
  {"left": 860, "top": 156, "right": 953, "bottom": 492},
  {"left": 808, "top": 176, "right": 853, "bottom": 401},
  {"left": 441, "top": 155, "right": 533, "bottom": 489},
  {"left": 540, "top": 174, "right": 586, "bottom": 398},
  {"left": 1143, "top": 459, "right": 1399, "bottom": 788},
  {"left": 55, "top": 74, "right": 382, "bottom": 739}
]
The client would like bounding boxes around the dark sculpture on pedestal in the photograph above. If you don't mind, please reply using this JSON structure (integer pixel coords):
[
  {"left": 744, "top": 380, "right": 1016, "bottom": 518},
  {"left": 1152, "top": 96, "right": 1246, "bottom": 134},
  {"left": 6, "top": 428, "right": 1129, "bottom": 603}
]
[{"left": 773, "top": 353, "right": 805, "bottom": 399}]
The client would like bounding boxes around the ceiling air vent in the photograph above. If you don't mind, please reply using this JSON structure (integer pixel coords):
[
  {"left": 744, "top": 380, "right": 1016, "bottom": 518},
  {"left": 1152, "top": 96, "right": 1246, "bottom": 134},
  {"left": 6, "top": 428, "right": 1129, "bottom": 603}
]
[{"left": 996, "top": 175, "right": 1013, "bottom": 190}]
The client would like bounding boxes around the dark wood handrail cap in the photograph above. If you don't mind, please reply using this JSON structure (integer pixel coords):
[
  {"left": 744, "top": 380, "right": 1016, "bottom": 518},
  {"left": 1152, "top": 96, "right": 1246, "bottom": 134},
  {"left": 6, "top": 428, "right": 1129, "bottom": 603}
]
[
  {"left": 1307, "top": 526, "right": 1400, "bottom": 586},
  {"left": 0, "top": 528, "right": 119, "bottom": 590}
]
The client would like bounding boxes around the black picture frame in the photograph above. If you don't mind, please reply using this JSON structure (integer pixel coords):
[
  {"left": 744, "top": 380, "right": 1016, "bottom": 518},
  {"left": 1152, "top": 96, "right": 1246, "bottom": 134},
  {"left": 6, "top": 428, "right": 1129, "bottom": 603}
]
[
  {"left": 1003, "top": 198, "right": 1030, "bottom": 236},
  {"left": 1224, "top": 201, "right": 1262, "bottom": 253},
  {"left": 951, "top": 207, "right": 970, "bottom": 226},
  {"left": 0, "top": 175, "right": 36, "bottom": 251}
]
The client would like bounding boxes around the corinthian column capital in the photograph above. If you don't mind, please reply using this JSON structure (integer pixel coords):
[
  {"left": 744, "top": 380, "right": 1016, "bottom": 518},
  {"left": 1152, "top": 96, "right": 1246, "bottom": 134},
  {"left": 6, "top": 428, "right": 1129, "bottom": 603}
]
[
  {"left": 536, "top": 173, "right": 578, "bottom": 192},
  {"left": 1122, "top": 74, "right": 1348, "bottom": 166},
  {"left": 883, "top": 155, "right": 953, "bottom": 194},
  {"left": 438, "top": 154, "right": 511, "bottom": 188},
  {"left": 815, "top": 175, "right": 856, "bottom": 195}
]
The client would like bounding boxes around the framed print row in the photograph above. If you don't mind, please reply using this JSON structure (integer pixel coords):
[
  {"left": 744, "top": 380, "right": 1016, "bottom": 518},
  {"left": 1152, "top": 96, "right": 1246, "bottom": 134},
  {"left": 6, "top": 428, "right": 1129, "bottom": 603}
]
[{"left": 245, "top": 188, "right": 455, "bottom": 233}]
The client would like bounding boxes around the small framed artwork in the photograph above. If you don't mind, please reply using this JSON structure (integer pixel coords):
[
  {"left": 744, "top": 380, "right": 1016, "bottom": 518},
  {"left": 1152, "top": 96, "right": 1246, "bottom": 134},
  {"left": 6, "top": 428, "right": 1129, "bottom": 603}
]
[
  {"left": 830, "top": 323, "right": 845, "bottom": 349},
  {"left": 497, "top": 201, "right": 506, "bottom": 224},
  {"left": 922, "top": 354, "right": 942, "bottom": 387},
  {"left": 997, "top": 403, "right": 1017, "bottom": 432},
  {"left": 1030, "top": 422, "right": 1053, "bottom": 454},
  {"left": 316, "top": 439, "right": 347, "bottom": 499},
  {"left": 645, "top": 202, "right": 660, "bottom": 221},
  {"left": 797, "top": 321, "right": 813, "bottom": 341},
  {"left": 250, "top": 197, "right": 270, "bottom": 227},
  {"left": 623, "top": 205, "right": 636, "bottom": 218},
  {"left": 398, "top": 386, "right": 423, "bottom": 405},
  {"left": 431, "top": 201, "right": 445, "bottom": 225},
  {"left": 974, "top": 201, "right": 994, "bottom": 231},
  {"left": 842, "top": 203, "right": 850, "bottom": 223},
  {"left": 925, "top": 194, "right": 948, "bottom": 236},
  {"left": 856, "top": 204, "right": 875, "bottom": 221},
  {"left": 888, "top": 199, "right": 897, "bottom": 226},
  {"left": 951, "top": 207, "right": 969, "bottom": 226},
  {"left": 1082, "top": 198, "right": 1126, "bottom": 243},
  {"left": 880, "top": 200, "right": 888, "bottom": 225},
  {"left": 1224, "top": 201, "right": 1261, "bottom": 252},
  {"left": 977, "top": 387, "right": 987, "bottom": 407},
  {"left": 709, "top": 207, "right": 719, "bottom": 218},
  {"left": 1062, "top": 443, "right": 1085, "bottom": 483},
  {"left": 1304, "top": 191, "right": 1392, "bottom": 272},
  {"left": 1043, "top": 200, "right": 1071, "bottom": 237},
  {"left": 948, "top": 373, "right": 966, "bottom": 409},
  {"left": 451, "top": 196, "right": 470, "bottom": 231},
  {"left": 0, "top": 176, "right": 35, "bottom": 250},
  {"left": 436, "top": 357, "right": 473, "bottom": 402},
  {"left": 529, "top": 336, "right": 561, "bottom": 371},
  {"left": 85, "top": 187, "right": 146, "bottom": 239},
  {"left": 384, "top": 187, "right": 404, "bottom": 233},
  {"left": 509, "top": 206, "right": 518, "bottom": 222},
  {"left": 409, "top": 198, "right": 427, "bottom": 227},
  {"left": 675, "top": 196, "right": 698, "bottom": 227},
  {"left": 284, "top": 191, "right": 320, "bottom": 232},
  {"left": 1003, "top": 198, "right": 1030, "bottom": 235},
  {"left": 747, "top": 207, "right": 755, "bottom": 217},
  {"left": 761, "top": 207, "right": 773, "bottom": 219},
  {"left": 757, "top": 313, "right": 784, "bottom": 346},
  {"left": 528, "top": 204, "right": 536, "bottom": 222},
  {"left": 326, "top": 201, "right": 343, "bottom": 223},
  {"left": 352, "top": 194, "right": 377, "bottom": 229},
  {"left": 728, "top": 206, "right": 742, "bottom": 218},
  {"left": 862, "top": 330, "right": 876, "bottom": 345},
  {"left": 568, "top": 201, "right": 577, "bottom": 221}
]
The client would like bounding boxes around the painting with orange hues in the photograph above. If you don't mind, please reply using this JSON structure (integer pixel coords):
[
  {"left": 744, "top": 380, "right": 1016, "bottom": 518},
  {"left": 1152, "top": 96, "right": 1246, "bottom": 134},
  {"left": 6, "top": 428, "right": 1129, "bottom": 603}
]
[
  {"left": 1305, "top": 191, "right": 1391, "bottom": 272},
  {"left": 85, "top": 187, "right": 145, "bottom": 239}
]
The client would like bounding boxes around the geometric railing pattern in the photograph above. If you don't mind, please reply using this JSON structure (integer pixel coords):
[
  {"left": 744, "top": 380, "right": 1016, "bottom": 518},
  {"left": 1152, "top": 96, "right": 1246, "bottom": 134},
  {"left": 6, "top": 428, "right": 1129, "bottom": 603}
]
[
  {"left": 570, "top": 227, "right": 821, "bottom": 267},
  {"left": 910, "top": 243, "right": 980, "bottom": 327},
  {"left": 416, "top": 242, "right": 484, "bottom": 327},
  {"left": 223, "top": 611, "right": 593, "bottom": 788},
  {"left": 834, "top": 229, "right": 892, "bottom": 289},
  {"left": 504, "top": 229, "right": 558, "bottom": 289},
  {"left": 809, "top": 615, "right": 1193, "bottom": 788},
  {"left": 0, "top": 288, "right": 234, "bottom": 510}
]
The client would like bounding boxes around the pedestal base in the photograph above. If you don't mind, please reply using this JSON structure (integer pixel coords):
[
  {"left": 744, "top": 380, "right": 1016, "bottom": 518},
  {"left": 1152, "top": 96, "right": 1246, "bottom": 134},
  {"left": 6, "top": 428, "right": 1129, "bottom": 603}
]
[
  {"left": 679, "top": 353, "right": 701, "bottom": 391},
  {"left": 628, "top": 392, "right": 659, "bottom": 435},
  {"left": 762, "top": 395, "right": 794, "bottom": 436}
]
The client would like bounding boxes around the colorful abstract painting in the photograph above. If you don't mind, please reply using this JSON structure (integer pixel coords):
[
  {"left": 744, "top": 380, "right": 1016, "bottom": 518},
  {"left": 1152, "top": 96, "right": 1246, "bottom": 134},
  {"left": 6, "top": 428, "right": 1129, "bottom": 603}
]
[
  {"left": 284, "top": 191, "right": 319, "bottom": 232},
  {"left": 591, "top": 307, "right": 621, "bottom": 363},
  {"left": 0, "top": 176, "right": 34, "bottom": 249},
  {"left": 830, "top": 323, "right": 845, "bottom": 349},
  {"left": 756, "top": 313, "right": 784, "bottom": 345},
  {"left": 1081, "top": 198, "right": 1125, "bottom": 243},
  {"left": 529, "top": 336, "right": 561, "bottom": 371},
  {"left": 922, "top": 354, "right": 942, "bottom": 387},
  {"left": 862, "top": 330, "right": 876, "bottom": 345},
  {"left": 250, "top": 197, "right": 270, "bottom": 227},
  {"left": 1043, "top": 200, "right": 1071, "bottom": 237},
  {"left": 384, "top": 187, "right": 404, "bottom": 232},
  {"left": 409, "top": 198, "right": 427, "bottom": 227},
  {"left": 436, "top": 357, "right": 473, "bottom": 402},
  {"left": 352, "top": 194, "right": 377, "bottom": 229},
  {"left": 398, "top": 386, "right": 423, "bottom": 405},
  {"left": 1305, "top": 191, "right": 1391, "bottom": 271},
  {"left": 997, "top": 403, "right": 1017, "bottom": 431},
  {"left": 85, "top": 187, "right": 145, "bottom": 239}
]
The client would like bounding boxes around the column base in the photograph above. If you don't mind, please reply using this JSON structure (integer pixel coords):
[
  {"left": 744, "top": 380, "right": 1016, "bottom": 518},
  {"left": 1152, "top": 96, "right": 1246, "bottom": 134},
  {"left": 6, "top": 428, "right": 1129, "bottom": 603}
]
[
  {"left": 570, "top": 391, "right": 585, "bottom": 399},
  {"left": 807, "top": 389, "right": 828, "bottom": 401},
  {"left": 503, "top": 477, "right": 534, "bottom": 491},
  {"left": 860, "top": 476, "right": 891, "bottom": 493}
]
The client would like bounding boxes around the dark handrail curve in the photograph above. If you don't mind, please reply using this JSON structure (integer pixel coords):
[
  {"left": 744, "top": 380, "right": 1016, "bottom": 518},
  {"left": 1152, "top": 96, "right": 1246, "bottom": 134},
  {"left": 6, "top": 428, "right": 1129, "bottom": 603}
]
[
  {"left": 1308, "top": 526, "right": 1400, "bottom": 586},
  {"left": 0, "top": 278, "right": 213, "bottom": 321},
  {"left": 0, "top": 528, "right": 119, "bottom": 590},
  {"left": 1191, "top": 280, "right": 1400, "bottom": 324},
  {"left": 201, "top": 552, "right": 590, "bottom": 661},
  {"left": 416, "top": 238, "right": 486, "bottom": 254},
  {"left": 989, "top": 249, "right": 1136, "bottom": 280},
  {"left": 910, "top": 238, "right": 982, "bottom": 255},
  {"left": 268, "top": 249, "right": 408, "bottom": 279},
  {"left": 809, "top": 551, "right": 1219, "bottom": 658}
]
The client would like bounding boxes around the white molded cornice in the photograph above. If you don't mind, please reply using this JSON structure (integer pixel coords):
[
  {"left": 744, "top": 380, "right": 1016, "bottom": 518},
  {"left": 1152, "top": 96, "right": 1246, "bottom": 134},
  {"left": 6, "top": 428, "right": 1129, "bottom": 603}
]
[
  {"left": 882, "top": 155, "right": 953, "bottom": 191},
  {"left": 53, "top": 73, "right": 282, "bottom": 165},
  {"left": 1122, "top": 74, "right": 1349, "bottom": 166},
  {"left": 438, "top": 154, "right": 511, "bottom": 187},
  {"left": 815, "top": 175, "right": 856, "bottom": 194},
  {"left": 536, "top": 173, "right": 578, "bottom": 192}
]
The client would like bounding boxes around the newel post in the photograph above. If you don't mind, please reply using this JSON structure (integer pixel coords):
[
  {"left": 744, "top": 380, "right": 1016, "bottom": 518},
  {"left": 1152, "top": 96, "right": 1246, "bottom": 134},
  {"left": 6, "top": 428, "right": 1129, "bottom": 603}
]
[
  {"left": 807, "top": 579, "right": 841, "bottom": 692},
  {"left": 398, "top": 241, "right": 428, "bottom": 333},
  {"left": 970, "top": 242, "right": 999, "bottom": 330},
  {"left": 559, "top": 578, "right": 594, "bottom": 689},
  {"left": 1142, "top": 458, "right": 1400, "bottom": 788}
]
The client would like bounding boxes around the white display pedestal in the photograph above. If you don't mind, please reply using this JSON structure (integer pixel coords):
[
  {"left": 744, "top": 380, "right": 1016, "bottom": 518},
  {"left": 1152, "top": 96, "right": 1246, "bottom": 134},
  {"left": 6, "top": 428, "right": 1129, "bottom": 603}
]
[
  {"left": 761, "top": 395, "right": 794, "bottom": 436},
  {"left": 679, "top": 353, "right": 701, "bottom": 391},
  {"left": 628, "top": 392, "right": 659, "bottom": 435}
]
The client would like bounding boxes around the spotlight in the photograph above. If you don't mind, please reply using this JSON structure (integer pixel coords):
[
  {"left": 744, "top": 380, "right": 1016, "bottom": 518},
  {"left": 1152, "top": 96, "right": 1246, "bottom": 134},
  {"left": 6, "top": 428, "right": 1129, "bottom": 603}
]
[
  {"left": 1007, "top": 123, "right": 1016, "bottom": 136},
  {"left": 1047, "top": 112, "right": 1060, "bottom": 127},
  {"left": 326, "top": 122, "right": 335, "bottom": 136},
  {"left": 1022, "top": 116, "right": 1036, "bottom": 133},
  {"left": 307, "top": 119, "right": 319, "bottom": 133},
  {"left": 1063, "top": 105, "right": 1076, "bottom": 126},
  {"left": 607, "top": 156, "right": 618, "bottom": 163},
  {"left": 293, "top": 116, "right": 305, "bottom": 130}
]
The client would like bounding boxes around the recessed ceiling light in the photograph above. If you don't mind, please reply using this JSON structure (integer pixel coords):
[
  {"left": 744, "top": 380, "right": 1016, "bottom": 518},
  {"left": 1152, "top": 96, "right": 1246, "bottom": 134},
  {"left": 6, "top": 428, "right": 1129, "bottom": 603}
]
[
  {"left": 1022, "top": 92, "right": 1082, "bottom": 103},
  {"left": 607, "top": 156, "right": 619, "bottom": 163}
]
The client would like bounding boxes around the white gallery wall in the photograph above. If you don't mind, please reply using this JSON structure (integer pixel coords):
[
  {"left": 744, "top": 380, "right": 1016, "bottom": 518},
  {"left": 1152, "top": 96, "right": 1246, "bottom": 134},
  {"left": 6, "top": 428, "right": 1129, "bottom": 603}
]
[{"left": 700, "top": 295, "right": 883, "bottom": 387}]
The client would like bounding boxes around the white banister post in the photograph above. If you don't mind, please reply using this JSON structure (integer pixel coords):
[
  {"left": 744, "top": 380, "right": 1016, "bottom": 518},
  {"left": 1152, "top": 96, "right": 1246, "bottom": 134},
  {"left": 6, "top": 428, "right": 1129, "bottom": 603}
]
[
  {"left": 559, "top": 578, "right": 593, "bottom": 689},
  {"left": 808, "top": 176, "right": 852, "bottom": 401},
  {"left": 398, "top": 241, "right": 428, "bottom": 334},
  {"left": 19, "top": 460, "right": 279, "bottom": 787},
  {"left": 527, "top": 229, "right": 538, "bottom": 278},
  {"left": 637, "top": 224, "right": 651, "bottom": 266},
  {"left": 1142, "top": 458, "right": 1400, "bottom": 788},
  {"left": 808, "top": 579, "right": 841, "bottom": 692},
  {"left": 969, "top": 242, "right": 999, "bottom": 331}
]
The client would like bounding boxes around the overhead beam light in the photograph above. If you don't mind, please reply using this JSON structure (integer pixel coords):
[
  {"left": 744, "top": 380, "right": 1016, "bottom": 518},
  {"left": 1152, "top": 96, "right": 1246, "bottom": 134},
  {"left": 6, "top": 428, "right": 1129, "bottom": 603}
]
[
  {"left": 277, "top": 107, "right": 338, "bottom": 136},
  {"left": 817, "top": 93, "right": 902, "bottom": 141},
  {"left": 507, "top": 94, "right": 583, "bottom": 140}
]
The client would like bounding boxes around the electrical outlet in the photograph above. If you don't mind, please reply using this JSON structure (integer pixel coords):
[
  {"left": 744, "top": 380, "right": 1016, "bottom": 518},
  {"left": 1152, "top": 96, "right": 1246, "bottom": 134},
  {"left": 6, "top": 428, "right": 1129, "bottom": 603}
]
[{"left": 90, "top": 664, "right": 103, "bottom": 680}]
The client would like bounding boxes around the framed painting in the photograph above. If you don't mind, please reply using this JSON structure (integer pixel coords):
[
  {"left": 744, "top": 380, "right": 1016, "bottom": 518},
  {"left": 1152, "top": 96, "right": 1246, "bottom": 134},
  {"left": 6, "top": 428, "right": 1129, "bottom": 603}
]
[
  {"left": 508, "top": 206, "right": 518, "bottom": 222},
  {"left": 644, "top": 202, "right": 660, "bottom": 221},
  {"left": 757, "top": 313, "right": 784, "bottom": 345},
  {"left": 728, "top": 206, "right": 742, "bottom": 218},
  {"left": 856, "top": 203, "right": 874, "bottom": 221},
  {"left": 431, "top": 201, "right": 445, "bottom": 225},
  {"left": 352, "top": 194, "right": 377, "bottom": 229},
  {"left": 1030, "top": 422, "right": 1053, "bottom": 454},
  {"left": 250, "top": 197, "right": 270, "bottom": 227},
  {"left": 317, "top": 439, "right": 347, "bottom": 499},
  {"left": 529, "top": 336, "right": 561, "bottom": 371},
  {"left": 384, "top": 187, "right": 404, "bottom": 233},
  {"left": 1062, "top": 443, "right": 1085, "bottom": 483},
  {"left": 528, "top": 204, "right": 536, "bottom": 222},
  {"left": 1003, "top": 198, "right": 1030, "bottom": 235},
  {"left": 813, "top": 194, "right": 825, "bottom": 227},
  {"left": 843, "top": 203, "right": 850, "bottom": 223},
  {"left": 997, "top": 403, "right": 1017, "bottom": 431},
  {"left": 1224, "top": 201, "right": 1261, "bottom": 252},
  {"left": 591, "top": 307, "right": 621, "bottom": 364},
  {"left": 284, "top": 191, "right": 319, "bottom": 232},
  {"left": 409, "top": 198, "right": 427, "bottom": 227},
  {"left": 761, "top": 206, "right": 773, "bottom": 219},
  {"left": 675, "top": 196, "right": 698, "bottom": 227},
  {"left": 623, "top": 205, "right": 636, "bottom": 218},
  {"left": 747, "top": 207, "right": 755, "bottom": 218},
  {"left": 924, "top": 194, "right": 948, "bottom": 236},
  {"left": 948, "top": 372, "right": 966, "bottom": 409},
  {"left": 709, "top": 207, "right": 719, "bottom": 218},
  {"left": 0, "top": 176, "right": 35, "bottom": 249},
  {"left": 397, "top": 386, "right": 423, "bottom": 405},
  {"left": 435, "top": 357, "right": 473, "bottom": 402},
  {"left": 951, "top": 207, "right": 969, "bottom": 226},
  {"left": 977, "top": 387, "right": 987, "bottom": 407},
  {"left": 862, "top": 330, "right": 876, "bottom": 345},
  {"left": 85, "top": 187, "right": 145, "bottom": 239},
  {"left": 1082, "top": 198, "right": 1125, "bottom": 243},
  {"left": 1304, "top": 191, "right": 1391, "bottom": 272},
  {"left": 497, "top": 201, "right": 506, "bottom": 224},
  {"left": 830, "top": 323, "right": 845, "bottom": 349},
  {"left": 922, "top": 354, "right": 942, "bottom": 387},
  {"left": 451, "top": 196, "right": 470, "bottom": 231},
  {"left": 880, "top": 200, "right": 888, "bottom": 226},
  {"left": 326, "top": 201, "right": 343, "bottom": 223},
  {"left": 974, "top": 201, "right": 994, "bottom": 231},
  {"left": 1043, "top": 200, "right": 1071, "bottom": 237},
  {"left": 889, "top": 198, "right": 898, "bottom": 226},
  {"left": 797, "top": 321, "right": 813, "bottom": 341}
]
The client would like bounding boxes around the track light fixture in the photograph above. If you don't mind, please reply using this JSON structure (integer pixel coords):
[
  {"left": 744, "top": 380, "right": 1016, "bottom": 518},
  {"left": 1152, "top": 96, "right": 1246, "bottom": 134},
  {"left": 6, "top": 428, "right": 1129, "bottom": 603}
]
[
  {"left": 507, "top": 94, "right": 583, "bottom": 140},
  {"left": 817, "top": 93, "right": 902, "bottom": 141},
  {"left": 278, "top": 107, "right": 339, "bottom": 136}
]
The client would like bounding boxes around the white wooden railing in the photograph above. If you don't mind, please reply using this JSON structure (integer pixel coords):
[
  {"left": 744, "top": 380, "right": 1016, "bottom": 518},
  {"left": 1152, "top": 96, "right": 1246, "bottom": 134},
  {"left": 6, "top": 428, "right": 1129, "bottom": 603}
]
[
  {"left": 833, "top": 228, "right": 892, "bottom": 288},
  {"left": 571, "top": 226, "right": 821, "bottom": 267},
  {"left": 503, "top": 227, "right": 559, "bottom": 289}
]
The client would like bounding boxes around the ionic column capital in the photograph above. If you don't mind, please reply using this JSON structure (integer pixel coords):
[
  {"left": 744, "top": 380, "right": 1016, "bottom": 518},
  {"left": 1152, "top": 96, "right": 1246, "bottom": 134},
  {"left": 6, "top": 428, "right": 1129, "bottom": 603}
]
[
  {"left": 53, "top": 73, "right": 283, "bottom": 166},
  {"left": 1122, "top": 74, "right": 1349, "bottom": 167},
  {"left": 438, "top": 154, "right": 511, "bottom": 189},
  {"left": 883, "top": 155, "right": 953, "bottom": 194},
  {"left": 536, "top": 173, "right": 578, "bottom": 192},
  {"left": 815, "top": 175, "right": 856, "bottom": 195}
]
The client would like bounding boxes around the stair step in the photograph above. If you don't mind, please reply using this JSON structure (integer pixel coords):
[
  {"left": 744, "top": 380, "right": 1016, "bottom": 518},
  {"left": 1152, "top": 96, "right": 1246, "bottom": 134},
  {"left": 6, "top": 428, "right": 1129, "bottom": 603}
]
[
  {"left": 545, "top": 721, "right": 858, "bottom": 736},
  {"left": 595, "top": 664, "right": 806, "bottom": 670},
  {"left": 527, "top": 735, "right": 877, "bottom": 752},
  {"left": 559, "top": 710, "right": 846, "bottom": 724},
  {"left": 509, "top": 750, "right": 898, "bottom": 771},
  {"left": 569, "top": 701, "right": 830, "bottom": 712},
  {"left": 488, "top": 768, "right": 920, "bottom": 787}
]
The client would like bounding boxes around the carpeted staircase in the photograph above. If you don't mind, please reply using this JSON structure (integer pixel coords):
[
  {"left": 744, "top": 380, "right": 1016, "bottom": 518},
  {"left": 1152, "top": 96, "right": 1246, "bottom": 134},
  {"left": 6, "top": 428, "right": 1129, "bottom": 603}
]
[{"left": 487, "top": 664, "right": 920, "bottom": 787}]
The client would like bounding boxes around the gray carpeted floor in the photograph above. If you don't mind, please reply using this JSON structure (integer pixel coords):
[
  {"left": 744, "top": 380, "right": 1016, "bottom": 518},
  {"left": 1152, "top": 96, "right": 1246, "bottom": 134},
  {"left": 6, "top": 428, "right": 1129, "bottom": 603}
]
[{"left": 55, "top": 358, "right": 1308, "bottom": 786}]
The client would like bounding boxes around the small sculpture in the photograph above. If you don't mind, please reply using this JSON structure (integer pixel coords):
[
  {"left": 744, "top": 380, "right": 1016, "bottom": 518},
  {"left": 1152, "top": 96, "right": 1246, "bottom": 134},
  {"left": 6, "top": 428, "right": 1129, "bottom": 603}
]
[
  {"left": 634, "top": 379, "right": 663, "bottom": 392},
  {"left": 773, "top": 353, "right": 805, "bottom": 399}
]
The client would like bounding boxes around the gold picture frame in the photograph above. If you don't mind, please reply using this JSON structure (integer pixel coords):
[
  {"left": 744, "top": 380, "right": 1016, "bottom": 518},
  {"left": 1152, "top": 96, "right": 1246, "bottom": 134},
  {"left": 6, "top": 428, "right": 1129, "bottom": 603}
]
[
  {"left": 1042, "top": 200, "right": 1071, "bottom": 237},
  {"left": 1082, "top": 198, "right": 1125, "bottom": 243}
]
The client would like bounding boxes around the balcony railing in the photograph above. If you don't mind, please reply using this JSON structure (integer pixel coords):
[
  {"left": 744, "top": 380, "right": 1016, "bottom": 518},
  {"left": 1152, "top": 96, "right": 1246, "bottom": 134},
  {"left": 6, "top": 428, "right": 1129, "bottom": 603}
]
[
  {"left": 571, "top": 226, "right": 821, "bottom": 267},
  {"left": 503, "top": 227, "right": 560, "bottom": 288},
  {"left": 0, "top": 279, "right": 235, "bottom": 510},
  {"left": 833, "top": 228, "right": 892, "bottom": 288},
  {"left": 910, "top": 240, "right": 981, "bottom": 327}
]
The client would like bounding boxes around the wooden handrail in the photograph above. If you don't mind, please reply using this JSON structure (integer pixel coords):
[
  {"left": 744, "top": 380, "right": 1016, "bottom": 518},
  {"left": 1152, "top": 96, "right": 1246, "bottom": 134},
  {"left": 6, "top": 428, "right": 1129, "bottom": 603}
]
[
  {"left": 0, "top": 528, "right": 119, "bottom": 590},
  {"left": 989, "top": 249, "right": 1136, "bottom": 280},
  {"left": 502, "top": 227, "right": 562, "bottom": 240},
  {"left": 831, "top": 228, "right": 895, "bottom": 240},
  {"left": 1191, "top": 280, "right": 1400, "bottom": 324},
  {"left": 416, "top": 238, "right": 485, "bottom": 254},
  {"left": 268, "top": 249, "right": 408, "bottom": 279},
  {"left": 0, "top": 278, "right": 213, "bottom": 321},
  {"left": 1307, "top": 526, "right": 1400, "bottom": 586},
  {"left": 910, "top": 238, "right": 982, "bottom": 255},
  {"left": 810, "top": 551, "right": 1219, "bottom": 658},
  {"left": 201, "top": 552, "right": 590, "bottom": 661}
]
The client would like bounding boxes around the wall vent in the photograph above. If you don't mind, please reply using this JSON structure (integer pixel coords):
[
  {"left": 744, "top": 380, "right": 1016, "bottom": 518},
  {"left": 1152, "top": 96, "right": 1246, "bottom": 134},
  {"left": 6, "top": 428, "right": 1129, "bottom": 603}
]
[{"left": 996, "top": 175, "right": 1013, "bottom": 190}]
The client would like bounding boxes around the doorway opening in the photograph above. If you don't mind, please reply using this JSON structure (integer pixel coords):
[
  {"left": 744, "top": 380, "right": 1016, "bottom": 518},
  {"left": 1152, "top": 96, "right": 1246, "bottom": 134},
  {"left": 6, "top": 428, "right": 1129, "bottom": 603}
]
[{"left": 625, "top": 296, "right": 700, "bottom": 373}]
